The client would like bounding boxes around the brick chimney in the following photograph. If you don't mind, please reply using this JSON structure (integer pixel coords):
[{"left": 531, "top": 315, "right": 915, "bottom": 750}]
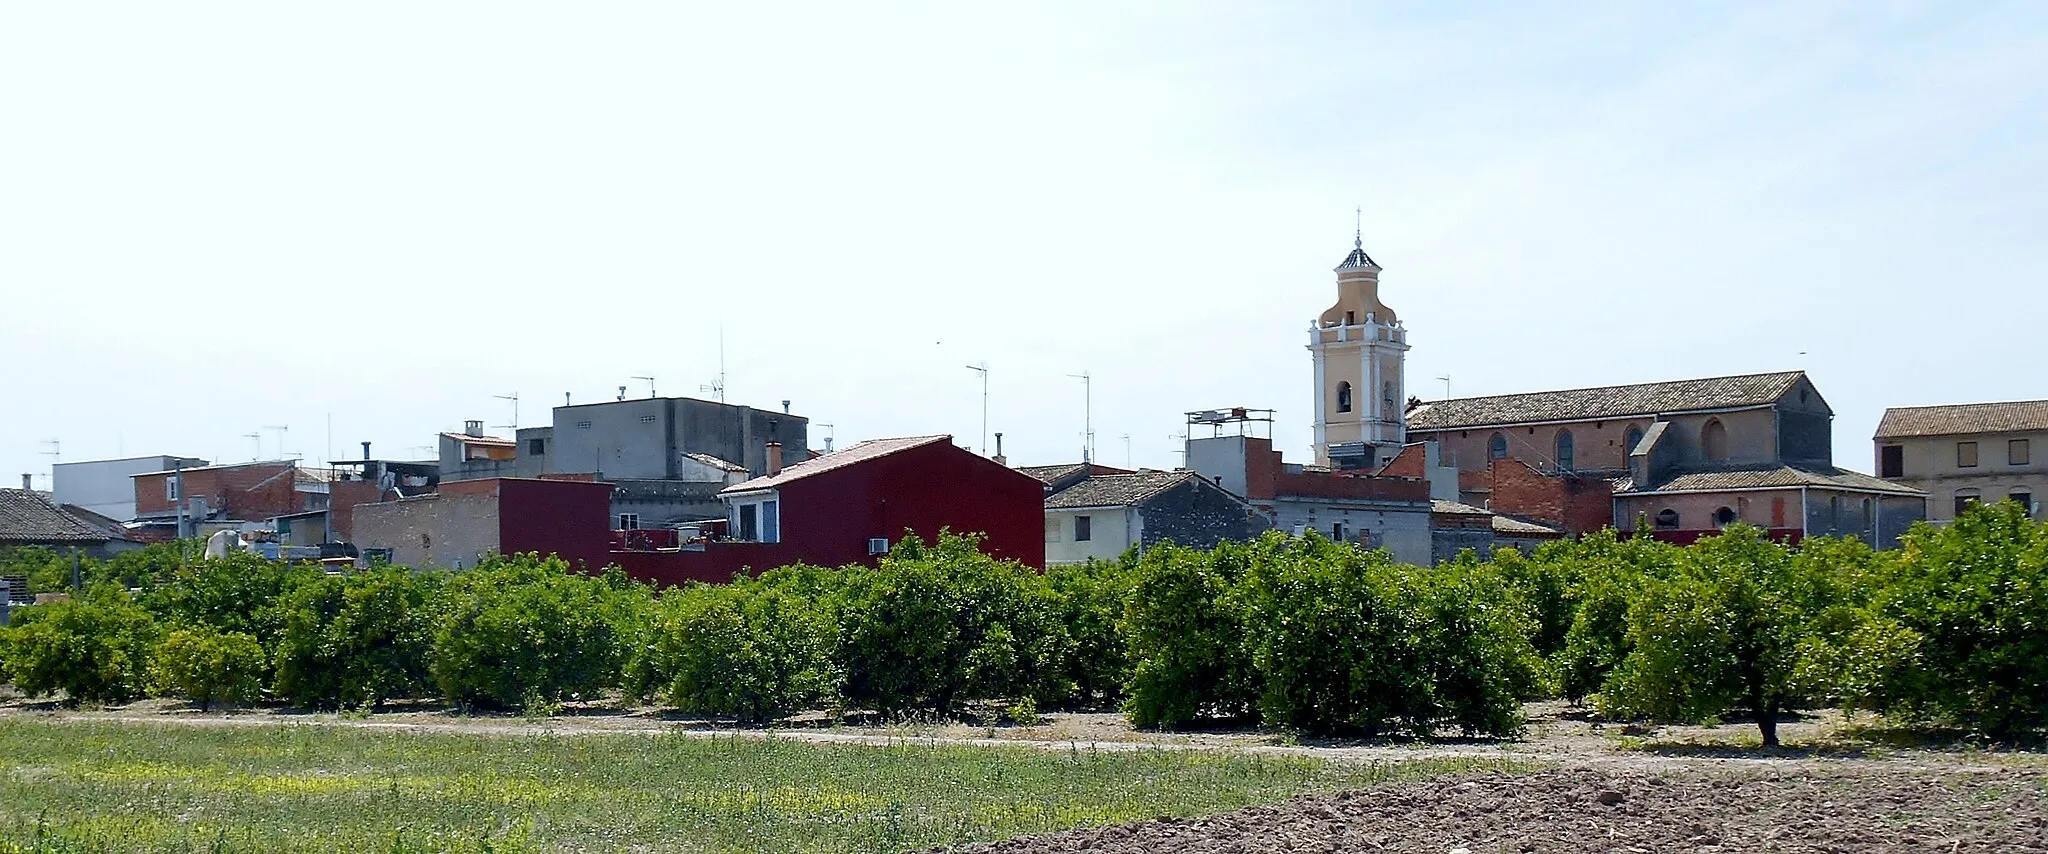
[{"left": 765, "top": 442, "right": 784, "bottom": 477}]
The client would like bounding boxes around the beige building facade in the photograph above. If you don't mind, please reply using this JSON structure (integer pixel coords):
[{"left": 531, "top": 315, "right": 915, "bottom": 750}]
[
  {"left": 1308, "top": 234, "right": 1408, "bottom": 470},
  {"left": 1874, "top": 400, "right": 2048, "bottom": 521}
]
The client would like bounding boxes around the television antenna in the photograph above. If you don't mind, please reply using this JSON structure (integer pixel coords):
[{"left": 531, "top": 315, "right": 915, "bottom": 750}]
[
  {"left": 1436, "top": 375, "right": 1452, "bottom": 399},
  {"left": 492, "top": 393, "right": 519, "bottom": 431},
  {"left": 964, "top": 362, "right": 989, "bottom": 455},
  {"left": 1068, "top": 370, "right": 1094, "bottom": 463},
  {"left": 700, "top": 325, "right": 727, "bottom": 403},
  {"left": 264, "top": 425, "right": 290, "bottom": 460},
  {"left": 817, "top": 423, "right": 836, "bottom": 453},
  {"left": 244, "top": 432, "right": 262, "bottom": 460},
  {"left": 631, "top": 376, "right": 656, "bottom": 398}
]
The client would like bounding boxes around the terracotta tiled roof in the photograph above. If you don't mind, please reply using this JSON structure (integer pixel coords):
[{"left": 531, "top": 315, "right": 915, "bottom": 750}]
[
  {"left": 1493, "top": 515, "right": 1566, "bottom": 536},
  {"left": 1045, "top": 471, "right": 1209, "bottom": 510},
  {"left": 721, "top": 435, "right": 951, "bottom": 493},
  {"left": 0, "top": 489, "right": 109, "bottom": 544},
  {"left": 442, "top": 432, "right": 514, "bottom": 447},
  {"left": 1015, "top": 463, "right": 1134, "bottom": 485},
  {"left": 1406, "top": 371, "right": 1808, "bottom": 431},
  {"left": 1614, "top": 463, "right": 1921, "bottom": 496},
  {"left": 1429, "top": 500, "right": 1492, "bottom": 516},
  {"left": 1874, "top": 400, "right": 2048, "bottom": 439}
]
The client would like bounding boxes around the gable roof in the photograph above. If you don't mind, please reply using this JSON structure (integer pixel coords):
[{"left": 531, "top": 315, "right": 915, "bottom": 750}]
[
  {"left": 1045, "top": 471, "right": 1211, "bottom": 510},
  {"left": 1016, "top": 463, "right": 1135, "bottom": 486},
  {"left": 1875, "top": 400, "right": 2048, "bottom": 439},
  {"left": 0, "top": 489, "right": 109, "bottom": 545},
  {"left": 721, "top": 435, "right": 950, "bottom": 494},
  {"left": 1406, "top": 371, "right": 1808, "bottom": 431},
  {"left": 1610, "top": 462, "right": 1922, "bottom": 496}
]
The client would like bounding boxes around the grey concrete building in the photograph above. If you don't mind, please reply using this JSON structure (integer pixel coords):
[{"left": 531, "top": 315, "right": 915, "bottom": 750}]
[
  {"left": 446, "top": 396, "right": 808, "bottom": 529},
  {"left": 52, "top": 455, "right": 208, "bottom": 522}
]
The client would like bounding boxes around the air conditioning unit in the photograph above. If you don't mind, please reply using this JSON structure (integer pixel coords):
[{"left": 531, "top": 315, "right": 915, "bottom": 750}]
[{"left": 867, "top": 537, "right": 889, "bottom": 555}]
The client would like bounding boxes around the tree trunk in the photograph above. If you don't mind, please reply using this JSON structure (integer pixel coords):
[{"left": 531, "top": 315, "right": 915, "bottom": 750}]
[{"left": 1756, "top": 698, "right": 1780, "bottom": 748}]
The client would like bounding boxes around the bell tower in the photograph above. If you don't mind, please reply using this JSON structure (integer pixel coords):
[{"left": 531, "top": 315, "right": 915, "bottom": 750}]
[{"left": 1307, "top": 224, "right": 1408, "bottom": 469}]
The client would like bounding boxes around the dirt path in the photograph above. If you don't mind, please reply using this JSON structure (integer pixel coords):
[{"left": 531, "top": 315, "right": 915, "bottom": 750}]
[{"left": 929, "top": 766, "right": 2048, "bottom": 853}]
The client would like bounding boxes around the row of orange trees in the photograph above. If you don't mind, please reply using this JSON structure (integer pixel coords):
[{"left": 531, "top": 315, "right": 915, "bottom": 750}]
[{"left": 1, "top": 501, "right": 2042, "bottom": 741}]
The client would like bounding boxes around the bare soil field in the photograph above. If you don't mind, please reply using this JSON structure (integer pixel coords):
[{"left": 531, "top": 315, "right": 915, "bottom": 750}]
[{"left": 933, "top": 766, "right": 2048, "bottom": 853}]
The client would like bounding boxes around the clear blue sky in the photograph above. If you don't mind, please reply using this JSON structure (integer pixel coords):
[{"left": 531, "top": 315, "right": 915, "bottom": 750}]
[{"left": 3, "top": 1, "right": 2043, "bottom": 485}]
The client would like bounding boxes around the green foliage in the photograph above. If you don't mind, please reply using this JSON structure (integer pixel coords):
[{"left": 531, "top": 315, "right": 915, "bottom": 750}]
[
  {"left": 1878, "top": 501, "right": 2048, "bottom": 737},
  {"left": 1547, "top": 531, "right": 1678, "bottom": 702},
  {"left": 1599, "top": 526, "right": 1838, "bottom": 745},
  {"left": 1119, "top": 538, "right": 1255, "bottom": 729},
  {"left": 427, "top": 553, "right": 635, "bottom": 710},
  {"left": 1232, "top": 533, "right": 1539, "bottom": 737},
  {"left": 1044, "top": 557, "right": 1133, "bottom": 708},
  {"left": 1, "top": 585, "right": 160, "bottom": 705},
  {"left": 138, "top": 552, "right": 323, "bottom": 655},
  {"left": 626, "top": 580, "right": 838, "bottom": 723},
  {"left": 273, "top": 568, "right": 442, "bottom": 708},
  {"left": 836, "top": 532, "right": 1074, "bottom": 716},
  {"left": 149, "top": 627, "right": 266, "bottom": 710}
]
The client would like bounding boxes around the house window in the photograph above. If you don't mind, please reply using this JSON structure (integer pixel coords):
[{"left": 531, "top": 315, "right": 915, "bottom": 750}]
[
  {"left": 528, "top": 438, "right": 546, "bottom": 456},
  {"left": 1555, "top": 430, "right": 1575, "bottom": 472},
  {"left": 1654, "top": 508, "right": 1680, "bottom": 529},
  {"left": 166, "top": 477, "right": 181, "bottom": 502},
  {"left": 1702, "top": 418, "right": 1729, "bottom": 463},
  {"left": 2011, "top": 439, "right": 2031, "bottom": 466},
  {"left": 1624, "top": 427, "right": 1644, "bottom": 456},
  {"left": 1953, "top": 489, "right": 1981, "bottom": 517},
  {"left": 1335, "top": 382, "right": 1353, "bottom": 413},
  {"left": 1879, "top": 445, "right": 1904, "bottom": 478},
  {"left": 737, "top": 503, "right": 759, "bottom": 540},
  {"left": 1958, "top": 442, "right": 1979, "bottom": 468},
  {"left": 1074, "top": 515, "right": 1092, "bottom": 542},
  {"left": 618, "top": 513, "right": 639, "bottom": 530},
  {"left": 1714, "top": 506, "right": 1736, "bottom": 527},
  {"left": 2009, "top": 490, "right": 2034, "bottom": 517},
  {"left": 1489, "top": 433, "right": 1508, "bottom": 460}
]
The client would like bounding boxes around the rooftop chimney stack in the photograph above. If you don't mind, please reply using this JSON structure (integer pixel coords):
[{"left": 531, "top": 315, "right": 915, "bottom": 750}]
[
  {"left": 782, "top": 400, "right": 791, "bottom": 415},
  {"left": 565, "top": 392, "right": 572, "bottom": 406},
  {"left": 993, "top": 432, "right": 1006, "bottom": 467},
  {"left": 765, "top": 442, "right": 784, "bottom": 477},
  {"left": 20, "top": 474, "right": 30, "bottom": 490},
  {"left": 464, "top": 420, "right": 484, "bottom": 438},
  {"left": 361, "top": 441, "right": 372, "bottom": 461}
]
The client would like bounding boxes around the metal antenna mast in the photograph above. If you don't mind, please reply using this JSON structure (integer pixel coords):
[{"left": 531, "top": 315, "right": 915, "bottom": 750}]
[
  {"left": 631, "top": 377, "right": 656, "bottom": 398},
  {"left": 965, "top": 362, "right": 989, "bottom": 455},
  {"left": 700, "top": 327, "right": 727, "bottom": 403},
  {"left": 817, "top": 423, "right": 836, "bottom": 453},
  {"left": 492, "top": 393, "right": 519, "bottom": 432},
  {"left": 243, "top": 432, "right": 262, "bottom": 460},
  {"left": 1068, "top": 371, "right": 1094, "bottom": 463},
  {"left": 1437, "top": 375, "right": 1452, "bottom": 399},
  {"left": 1121, "top": 434, "right": 1132, "bottom": 468},
  {"left": 264, "top": 425, "right": 290, "bottom": 460}
]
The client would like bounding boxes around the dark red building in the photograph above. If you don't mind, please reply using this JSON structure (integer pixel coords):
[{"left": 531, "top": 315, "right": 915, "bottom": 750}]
[{"left": 614, "top": 435, "right": 1045, "bottom": 585}]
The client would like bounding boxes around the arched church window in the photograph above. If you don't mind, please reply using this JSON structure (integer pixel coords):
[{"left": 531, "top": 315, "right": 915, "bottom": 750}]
[
  {"left": 1702, "top": 418, "right": 1729, "bottom": 463},
  {"left": 1624, "top": 427, "right": 1644, "bottom": 455},
  {"left": 1556, "top": 430, "right": 1576, "bottom": 472},
  {"left": 1489, "top": 433, "right": 1508, "bottom": 460},
  {"left": 1336, "top": 382, "right": 1352, "bottom": 413}
]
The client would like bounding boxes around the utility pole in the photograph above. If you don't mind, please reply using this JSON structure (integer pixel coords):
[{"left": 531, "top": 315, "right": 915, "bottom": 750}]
[
  {"left": 1122, "top": 434, "right": 1132, "bottom": 468},
  {"left": 964, "top": 362, "right": 989, "bottom": 455},
  {"left": 493, "top": 393, "right": 520, "bottom": 432},
  {"left": 1068, "top": 370, "right": 1094, "bottom": 463}
]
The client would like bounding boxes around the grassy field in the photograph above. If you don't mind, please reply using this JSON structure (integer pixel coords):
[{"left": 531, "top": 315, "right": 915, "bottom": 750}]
[{"left": 0, "top": 719, "right": 1515, "bottom": 853}]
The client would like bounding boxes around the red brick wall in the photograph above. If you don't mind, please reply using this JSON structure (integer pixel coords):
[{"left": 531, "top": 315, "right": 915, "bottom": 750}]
[
  {"left": 1378, "top": 443, "right": 1428, "bottom": 478},
  {"left": 328, "top": 479, "right": 384, "bottom": 540},
  {"left": 134, "top": 463, "right": 307, "bottom": 521},
  {"left": 1488, "top": 459, "right": 1614, "bottom": 534}
]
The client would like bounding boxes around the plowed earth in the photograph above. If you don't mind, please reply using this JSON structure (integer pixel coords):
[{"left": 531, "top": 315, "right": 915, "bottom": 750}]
[{"left": 933, "top": 766, "right": 2048, "bottom": 853}]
